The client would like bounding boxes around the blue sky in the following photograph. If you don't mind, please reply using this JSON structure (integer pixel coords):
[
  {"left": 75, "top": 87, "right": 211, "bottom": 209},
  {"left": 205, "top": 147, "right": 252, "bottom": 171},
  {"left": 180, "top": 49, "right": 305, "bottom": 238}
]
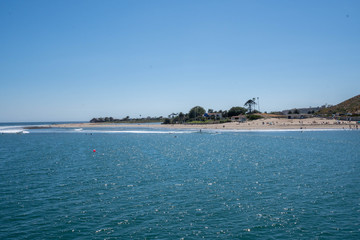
[{"left": 0, "top": 0, "right": 359, "bottom": 122}]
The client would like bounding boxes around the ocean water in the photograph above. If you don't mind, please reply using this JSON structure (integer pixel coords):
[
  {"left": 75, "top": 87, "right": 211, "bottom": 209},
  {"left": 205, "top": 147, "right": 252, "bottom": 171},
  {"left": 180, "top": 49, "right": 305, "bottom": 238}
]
[{"left": 0, "top": 125, "right": 359, "bottom": 239}]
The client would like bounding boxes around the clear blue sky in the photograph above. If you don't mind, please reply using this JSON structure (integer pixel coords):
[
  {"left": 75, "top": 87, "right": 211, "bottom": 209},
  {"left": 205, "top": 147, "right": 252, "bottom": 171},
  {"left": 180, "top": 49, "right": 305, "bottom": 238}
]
[{"left": 1, "top": 0, "right": 359, "bottom": 122}]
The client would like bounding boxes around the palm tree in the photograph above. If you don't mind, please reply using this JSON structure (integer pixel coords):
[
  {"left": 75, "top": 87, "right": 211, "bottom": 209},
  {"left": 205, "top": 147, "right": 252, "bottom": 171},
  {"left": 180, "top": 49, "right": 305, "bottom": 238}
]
[
  {"left": 168, "top": 113, "right": 178, "bottom": 119},
  {"left": 244, "top": 99, "right": 256, "bottom": 113}
]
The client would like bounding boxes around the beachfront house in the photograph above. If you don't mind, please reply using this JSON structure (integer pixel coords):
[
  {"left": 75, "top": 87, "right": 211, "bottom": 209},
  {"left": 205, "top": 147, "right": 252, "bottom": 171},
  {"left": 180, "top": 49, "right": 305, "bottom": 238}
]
[
  {"left": 231, "top": 115, "right": 247, "bottom": 122},
  {"left": 205, "top": 112, "right": 223, "bottom": 119},
  {"left": 286, "top": 114, "right": 312, "bottom": 119}
]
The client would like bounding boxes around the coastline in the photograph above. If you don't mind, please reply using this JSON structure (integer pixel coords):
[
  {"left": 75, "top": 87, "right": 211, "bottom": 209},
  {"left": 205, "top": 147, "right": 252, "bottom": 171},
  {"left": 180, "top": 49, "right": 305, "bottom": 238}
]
[{"left": 49, "top": 117, "right": 359, "bottom": 131}]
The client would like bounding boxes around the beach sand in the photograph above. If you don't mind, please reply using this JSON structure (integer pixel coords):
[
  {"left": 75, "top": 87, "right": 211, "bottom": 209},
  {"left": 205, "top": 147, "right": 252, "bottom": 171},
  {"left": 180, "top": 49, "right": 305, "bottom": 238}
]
[{"left": 50, "top": 118, "right": 358, "bottom": 130}]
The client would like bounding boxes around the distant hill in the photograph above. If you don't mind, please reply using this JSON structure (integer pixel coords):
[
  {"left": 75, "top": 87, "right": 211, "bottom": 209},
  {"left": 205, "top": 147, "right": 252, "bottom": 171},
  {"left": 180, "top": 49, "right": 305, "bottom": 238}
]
[{"left": 317, "top": 95, "right": 360, "bottom": 115}]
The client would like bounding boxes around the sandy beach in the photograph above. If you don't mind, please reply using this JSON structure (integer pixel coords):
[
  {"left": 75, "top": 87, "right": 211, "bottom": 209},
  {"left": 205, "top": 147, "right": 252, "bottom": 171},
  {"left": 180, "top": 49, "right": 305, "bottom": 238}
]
[{"left": 50, "top": 117, "right": 359, "bottom": 130}]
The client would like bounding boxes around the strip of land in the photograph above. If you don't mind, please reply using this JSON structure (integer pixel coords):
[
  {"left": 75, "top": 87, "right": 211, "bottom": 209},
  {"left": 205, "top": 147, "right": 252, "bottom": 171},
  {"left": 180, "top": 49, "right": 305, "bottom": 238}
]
[{"left": 50, "top": 117, "right": 359, "bottom": 130}]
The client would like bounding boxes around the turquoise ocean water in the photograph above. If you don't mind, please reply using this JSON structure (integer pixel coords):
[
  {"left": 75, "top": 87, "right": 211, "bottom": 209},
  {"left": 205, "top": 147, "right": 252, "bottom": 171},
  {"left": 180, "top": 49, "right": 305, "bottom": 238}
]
[{"left": 0, "top": 123, "right": 359, "bottom": 239}]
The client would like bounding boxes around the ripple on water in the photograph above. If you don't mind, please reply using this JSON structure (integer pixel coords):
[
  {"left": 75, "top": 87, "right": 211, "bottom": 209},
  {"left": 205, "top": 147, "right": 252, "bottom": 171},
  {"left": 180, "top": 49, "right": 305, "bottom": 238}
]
[{"left": 0, "top": 131, "right": 359, "bottom": 239}]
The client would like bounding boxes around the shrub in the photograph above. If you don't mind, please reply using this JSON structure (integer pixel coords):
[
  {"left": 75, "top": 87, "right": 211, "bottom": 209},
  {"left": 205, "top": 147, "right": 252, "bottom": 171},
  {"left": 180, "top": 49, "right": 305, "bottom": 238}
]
[
  {"left": 247, "top": 114, "right": 263, "bottom": 121},
  {"left": 228, "top": 106, "right": 247, "bottom": 117},
  {"left": 163, "top": 118, "right": 171, "bottom": 124}
]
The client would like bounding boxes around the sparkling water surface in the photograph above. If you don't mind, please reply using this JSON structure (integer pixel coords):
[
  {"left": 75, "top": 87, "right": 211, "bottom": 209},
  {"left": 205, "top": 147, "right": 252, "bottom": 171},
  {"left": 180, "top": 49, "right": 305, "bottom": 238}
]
[{"left": 0, "top": 128, "right": 359, "bottom": 239}]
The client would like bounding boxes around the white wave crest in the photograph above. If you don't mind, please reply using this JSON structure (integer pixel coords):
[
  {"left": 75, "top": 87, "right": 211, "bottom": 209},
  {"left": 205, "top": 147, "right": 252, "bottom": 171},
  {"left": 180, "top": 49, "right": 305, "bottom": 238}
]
[
  {"left": 0, "top": 129, "right": 28, "bottom": 134},
  {"left": 82, "top": 130, "right": 196, "bottom": 134}
]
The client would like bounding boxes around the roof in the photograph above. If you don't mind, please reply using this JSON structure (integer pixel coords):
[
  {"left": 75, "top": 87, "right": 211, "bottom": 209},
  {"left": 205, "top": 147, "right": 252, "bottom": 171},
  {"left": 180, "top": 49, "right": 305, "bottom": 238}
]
[{"left": 207, "top": 112, "right": 222, "bottom": 116}]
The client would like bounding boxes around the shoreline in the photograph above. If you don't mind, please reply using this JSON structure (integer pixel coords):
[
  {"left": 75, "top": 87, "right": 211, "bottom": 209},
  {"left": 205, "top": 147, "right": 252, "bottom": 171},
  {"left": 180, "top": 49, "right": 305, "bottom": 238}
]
[{"left": 49, "top": 117, "right": 359, "bottom": 131}]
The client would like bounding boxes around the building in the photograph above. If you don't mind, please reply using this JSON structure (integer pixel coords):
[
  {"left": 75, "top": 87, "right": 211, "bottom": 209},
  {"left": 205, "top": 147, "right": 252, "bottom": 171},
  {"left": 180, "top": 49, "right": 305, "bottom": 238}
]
[
  {"left": 231, "top": 115, "right": 247, "bottom": 122},
  {"left": 205, "top": 112, "right": 223, "bottom": 119},
  {"left": 286, "top": 114, "right": 313, "bottom": 119},
  {"left": 282, "top": 107, "right": 323, "bottom": 115}
]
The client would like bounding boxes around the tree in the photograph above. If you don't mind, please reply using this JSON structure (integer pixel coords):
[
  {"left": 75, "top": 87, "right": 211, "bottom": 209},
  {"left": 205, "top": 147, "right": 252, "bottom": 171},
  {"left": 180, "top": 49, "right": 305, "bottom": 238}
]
[
  {"left": 169, "top": 113, "right": 177, "bottom": 118},
  {"left": 208, "top": 109, "right": 214, "bottom": 113},
  {"left": 90, "top": 118, "right": 98, "bottom": 123},
  {"left": 222, "top": 110, "right": 228, "bottom": 118},
  {"left": 178, "top": 112, "right": 185, "bottom": 123},
  {"left": 189, "top": 106, "right": 206, "bottom": 119},
  {"left": 294, "top": 109, "right": 300, "bottom": 114},
  {"left": 163, "top": 118, "right": 171, "bottom": 124},
  {"left": 228, "top": 106, "right": 247, "bottom": 117},
  {"left": 244, "top": 98, "right": 256, "bottom": 113}
]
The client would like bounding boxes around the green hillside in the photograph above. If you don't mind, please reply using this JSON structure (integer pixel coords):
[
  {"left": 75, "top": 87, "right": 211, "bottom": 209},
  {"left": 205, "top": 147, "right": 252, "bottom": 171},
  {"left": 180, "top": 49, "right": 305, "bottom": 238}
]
[{"left": 318, "top": 95, "right": 360, "bottom": 115}]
